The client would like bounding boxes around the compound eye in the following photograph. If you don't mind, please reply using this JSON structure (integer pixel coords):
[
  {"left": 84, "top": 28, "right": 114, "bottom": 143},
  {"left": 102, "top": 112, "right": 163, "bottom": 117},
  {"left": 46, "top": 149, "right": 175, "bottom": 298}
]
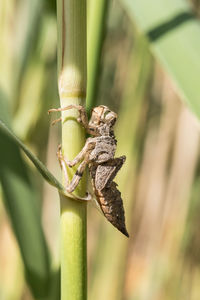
[{"left": 104, "top": 110, "right": 111, "bottom": 119}]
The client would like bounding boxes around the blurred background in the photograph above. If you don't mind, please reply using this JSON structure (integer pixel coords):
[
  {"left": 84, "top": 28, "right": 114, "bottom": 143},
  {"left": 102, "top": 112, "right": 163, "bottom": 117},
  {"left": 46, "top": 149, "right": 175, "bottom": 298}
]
[{"left": 1, "top": 0, "right": 200, "bottom": 299}]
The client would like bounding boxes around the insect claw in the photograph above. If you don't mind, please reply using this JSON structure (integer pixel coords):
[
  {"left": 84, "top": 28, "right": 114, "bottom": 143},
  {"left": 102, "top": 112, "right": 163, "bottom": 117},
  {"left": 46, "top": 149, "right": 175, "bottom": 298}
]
[
  {"left": 66, "top": 161, "right": 73, "bottom": 168},
  {"left": 48, "top": 108, "right": 62, "bottom": 125},
  {"left": 70, "top": 192, "right": 92, "bottom": 202},
  {"left": 66, "top": 186, "right": 73, "bottom": 193},
  {"left": 85, "top": 192, "right": 92, "bottom": 200},
  {"left": 48, "top": 108, "right": 58, "bottom": 114},
  {"left": 51, "top": 117, "right": 62, "bottom": 126}
]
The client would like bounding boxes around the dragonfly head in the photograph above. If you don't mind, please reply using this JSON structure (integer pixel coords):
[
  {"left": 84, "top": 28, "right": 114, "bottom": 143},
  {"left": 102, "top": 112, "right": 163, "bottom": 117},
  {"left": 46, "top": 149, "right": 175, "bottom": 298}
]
[{"left": 90, "top": 105, "right": 117, "bottom": 128}]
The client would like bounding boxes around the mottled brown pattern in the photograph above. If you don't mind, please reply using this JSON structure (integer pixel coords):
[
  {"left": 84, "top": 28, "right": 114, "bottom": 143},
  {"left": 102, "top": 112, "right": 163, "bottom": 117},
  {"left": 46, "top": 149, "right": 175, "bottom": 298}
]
[
  {"left": 90, "top": 161, "right": 128, "bottom": 237},
  {"left": 49, "top": 105, "right": 129, "bottom": 237}
]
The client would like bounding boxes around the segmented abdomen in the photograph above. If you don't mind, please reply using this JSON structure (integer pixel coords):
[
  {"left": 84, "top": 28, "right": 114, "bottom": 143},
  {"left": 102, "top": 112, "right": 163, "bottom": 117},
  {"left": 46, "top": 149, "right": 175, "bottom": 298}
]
[{"left": 90, "top": 165, "right": 129, "bottom": 237}]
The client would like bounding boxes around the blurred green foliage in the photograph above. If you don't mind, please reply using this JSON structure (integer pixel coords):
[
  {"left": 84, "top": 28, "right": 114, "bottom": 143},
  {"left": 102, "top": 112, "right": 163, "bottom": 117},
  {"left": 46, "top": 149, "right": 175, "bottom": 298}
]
[{"left": 1, "top": 0, "right": 200, "bottom": 299}]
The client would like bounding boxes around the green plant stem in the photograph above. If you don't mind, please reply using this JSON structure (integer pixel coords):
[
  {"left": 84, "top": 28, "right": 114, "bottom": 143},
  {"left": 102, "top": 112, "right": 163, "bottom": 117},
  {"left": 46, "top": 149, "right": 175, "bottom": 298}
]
[{"left": 57, "top": 0, "right": 87, "bottom": 299}]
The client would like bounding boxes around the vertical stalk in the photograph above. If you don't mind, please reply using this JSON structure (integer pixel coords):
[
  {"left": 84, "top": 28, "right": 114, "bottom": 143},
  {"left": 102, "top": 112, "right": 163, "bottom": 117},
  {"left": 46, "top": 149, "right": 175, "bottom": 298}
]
[
  {"left": 87, "top": 0, "right": 109, "bottom": 111},
  {"left": 57, "top": 1, "right": 87, "bottom": 299}
]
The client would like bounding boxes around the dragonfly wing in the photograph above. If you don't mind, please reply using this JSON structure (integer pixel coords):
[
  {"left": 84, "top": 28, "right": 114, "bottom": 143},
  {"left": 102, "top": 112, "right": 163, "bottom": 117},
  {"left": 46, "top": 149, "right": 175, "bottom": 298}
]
[{"left": 95, "top": 164, "right": 117, "bottom": 190}]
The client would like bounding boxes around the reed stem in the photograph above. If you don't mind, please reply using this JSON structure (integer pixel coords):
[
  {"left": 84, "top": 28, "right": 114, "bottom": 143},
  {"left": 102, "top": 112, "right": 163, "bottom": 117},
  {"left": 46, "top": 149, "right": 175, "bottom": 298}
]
[{"left": 57, "top": 0, "right": 87, "bottom": 299}]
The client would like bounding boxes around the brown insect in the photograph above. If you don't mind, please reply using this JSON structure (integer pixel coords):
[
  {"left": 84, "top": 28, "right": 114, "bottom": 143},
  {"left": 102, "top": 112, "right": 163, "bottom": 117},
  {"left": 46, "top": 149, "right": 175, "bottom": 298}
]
[{"left": 48, "top": 105, "right": 129, "bottom": 237}]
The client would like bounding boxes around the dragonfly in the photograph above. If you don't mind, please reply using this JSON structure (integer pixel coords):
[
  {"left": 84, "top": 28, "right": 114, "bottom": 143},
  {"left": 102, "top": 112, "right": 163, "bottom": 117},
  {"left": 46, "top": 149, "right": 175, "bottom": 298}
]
[{"left": 48, "top": 104, "right": 129, "bottom": 237}]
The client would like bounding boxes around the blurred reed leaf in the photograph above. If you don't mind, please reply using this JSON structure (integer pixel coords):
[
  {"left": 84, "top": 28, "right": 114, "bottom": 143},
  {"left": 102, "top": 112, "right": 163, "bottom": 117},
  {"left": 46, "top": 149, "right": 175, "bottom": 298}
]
[
  {"left": 0, "top": 120, "right": 64, "bottom": 193},
  {"left": 120, "top": 0, "right": 200, "bottom": 119},
  {"left": 14, "top": 15, "right": 57, "bottom": 141},
  {"left": 87, "top": 0, "right": 110, "bottom": 111},
  {"left": 0, "top": 119, "right": 90, "bottom": 204},
  {"left": 0, "top": 93, "right": 51, "bottom": 299},
  {"left": 14, "top": 0, "right": 44, "bottom": 91}
]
